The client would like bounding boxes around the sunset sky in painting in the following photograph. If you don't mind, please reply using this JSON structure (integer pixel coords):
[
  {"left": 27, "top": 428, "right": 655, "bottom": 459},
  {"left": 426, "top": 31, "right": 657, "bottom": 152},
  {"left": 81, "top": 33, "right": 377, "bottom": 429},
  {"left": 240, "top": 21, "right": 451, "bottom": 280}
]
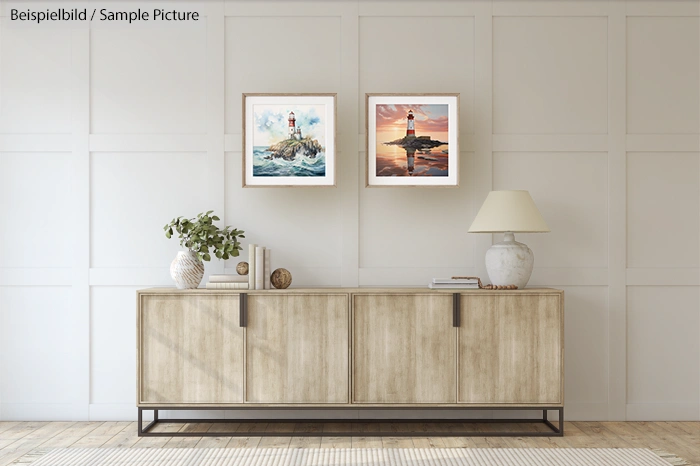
[{"left": 375, "top": 104, "right": 449, "bottom": 143}]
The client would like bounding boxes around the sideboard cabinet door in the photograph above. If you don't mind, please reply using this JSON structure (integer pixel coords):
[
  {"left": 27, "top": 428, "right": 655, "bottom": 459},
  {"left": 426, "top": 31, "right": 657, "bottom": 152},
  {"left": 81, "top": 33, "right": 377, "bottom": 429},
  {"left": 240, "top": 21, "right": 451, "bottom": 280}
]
[
  {"left": 138, "top": 294, "right": 244, "bottom": 404},
  {"left": 458, "top": 294, "right": 563, "bottom": 404},
  {"left": 245, "top": 294, "right": 350, "bottom": 404},
  {"left": 352, "top": 294, "right": 456, "bottom": 404}
]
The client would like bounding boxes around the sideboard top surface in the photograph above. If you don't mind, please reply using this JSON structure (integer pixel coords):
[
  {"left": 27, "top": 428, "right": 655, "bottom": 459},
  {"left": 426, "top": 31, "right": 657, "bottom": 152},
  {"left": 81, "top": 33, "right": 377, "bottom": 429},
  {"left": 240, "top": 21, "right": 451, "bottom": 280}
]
[{"left": 137, "top": 287, "right": 563, "bottom": 295}]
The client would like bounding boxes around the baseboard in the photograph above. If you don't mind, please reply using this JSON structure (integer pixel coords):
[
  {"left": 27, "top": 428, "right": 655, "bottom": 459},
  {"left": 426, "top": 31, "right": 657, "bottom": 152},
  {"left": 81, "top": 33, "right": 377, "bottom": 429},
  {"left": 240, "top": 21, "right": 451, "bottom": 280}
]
[
  {"left": 565, "top": 402, "right": 609, "bottom": 421},
  {"left": 89, "top": 403, "right": 140, "bottom": 421},
  {"left": 626, "top": 402, "right": 700, "bottom": 421},
  {"left": 1, "top": 403, "right": 87, "bottom": 421}
]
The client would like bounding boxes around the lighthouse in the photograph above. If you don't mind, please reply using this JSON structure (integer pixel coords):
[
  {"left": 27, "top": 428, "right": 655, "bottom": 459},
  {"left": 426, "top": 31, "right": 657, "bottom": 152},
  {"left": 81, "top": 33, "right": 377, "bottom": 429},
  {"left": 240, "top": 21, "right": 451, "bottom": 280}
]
[
  {"left": 288, "top": 111, "right": 296, "bottom": 139},
  {"left": 406, "top": 110, "right": 416, "bottom": 138}
]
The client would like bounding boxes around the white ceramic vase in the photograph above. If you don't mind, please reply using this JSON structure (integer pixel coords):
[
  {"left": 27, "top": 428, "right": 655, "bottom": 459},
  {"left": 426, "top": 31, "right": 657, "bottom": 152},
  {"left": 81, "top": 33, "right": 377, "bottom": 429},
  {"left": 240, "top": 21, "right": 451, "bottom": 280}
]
[
  {"left": 484, "top": 232, "right": 535, "bottom": 289},
  {"left": 170, "top": 250, "right": 204, "bottom": 289}
]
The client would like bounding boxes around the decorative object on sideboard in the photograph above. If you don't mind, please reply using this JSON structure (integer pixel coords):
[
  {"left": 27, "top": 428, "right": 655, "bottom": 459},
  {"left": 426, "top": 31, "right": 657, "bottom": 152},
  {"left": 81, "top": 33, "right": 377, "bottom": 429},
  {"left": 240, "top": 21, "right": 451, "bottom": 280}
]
[
  {"left": 428, "top": 277, "right": 480, "bottom": 289},
  {"left": 270, "top": 268, "right": 292, "bottom": 289},
  {"left": 264, "top": 249, "right": 271, "bottom": 289},
  {"left": 246, "top": 244, "right": 274, "bottom": 290},
  {"left": 205, "top": 274, "right": 249, "bottom": 290},
  {"left": 366, "top": 93, "right": 459, "bottom": 187},
  {"left": 248, "top": 244, "right": 256, "bottom": 290},
  {"left": 236, "top": 261, "right": 249, "bottom": 275},
  {"left": 243, "top": 93, "right": 337, "bottom": 187},
  {"left": 164, "top": 211, "right": 245, "bottom": 289},
  {"left": 255, "top": 246, "right": 265, "bottom": 290},
  {"left": 468, "top": 190, "right": 549, "bottom": 289},
  {"left": 451, "top": 276, "right": 518, "bottom": 290}
]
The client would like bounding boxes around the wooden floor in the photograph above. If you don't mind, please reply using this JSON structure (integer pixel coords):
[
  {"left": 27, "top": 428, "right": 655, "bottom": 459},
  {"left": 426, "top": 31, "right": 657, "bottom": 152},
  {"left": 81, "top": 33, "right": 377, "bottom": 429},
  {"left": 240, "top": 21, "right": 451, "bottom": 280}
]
[{"left": 0, "top": 421, "right": 697, "bottom": 465}]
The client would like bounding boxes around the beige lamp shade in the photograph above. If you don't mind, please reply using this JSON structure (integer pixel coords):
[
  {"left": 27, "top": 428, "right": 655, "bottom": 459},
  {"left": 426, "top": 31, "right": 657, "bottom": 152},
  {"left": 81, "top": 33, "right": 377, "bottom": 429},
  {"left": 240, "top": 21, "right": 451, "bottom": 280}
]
[{"left": 468, "top": 190, "right": 550, "bottom": 233}]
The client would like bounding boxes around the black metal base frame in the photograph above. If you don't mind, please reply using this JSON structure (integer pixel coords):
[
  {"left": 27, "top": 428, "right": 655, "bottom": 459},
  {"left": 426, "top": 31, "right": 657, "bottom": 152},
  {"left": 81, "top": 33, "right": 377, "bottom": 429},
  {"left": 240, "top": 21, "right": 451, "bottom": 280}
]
[{"left": 138, "top": 407, "right": 563, "bottom": 437}]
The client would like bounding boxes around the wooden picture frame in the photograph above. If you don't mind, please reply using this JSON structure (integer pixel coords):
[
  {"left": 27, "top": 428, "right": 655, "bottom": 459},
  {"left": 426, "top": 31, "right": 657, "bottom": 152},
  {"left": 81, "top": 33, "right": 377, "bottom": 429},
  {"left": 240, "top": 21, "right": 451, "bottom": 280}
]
[
  {"left": 243, "top": 93, "right": 337, "bottom": 187},
  {"left": 366, "top": 93, "right": 460, "bottom": 187}
]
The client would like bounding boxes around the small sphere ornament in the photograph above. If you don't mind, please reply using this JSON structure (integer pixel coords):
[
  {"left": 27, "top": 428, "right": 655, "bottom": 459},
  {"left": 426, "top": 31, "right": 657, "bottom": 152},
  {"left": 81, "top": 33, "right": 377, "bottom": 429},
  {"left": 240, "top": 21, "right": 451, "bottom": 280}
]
[
  {"left": 270, "top": 268, "right": 292, "bottom": 289},
  {"left": 236, "top": 262, "right": 249, "bottom": 275}
]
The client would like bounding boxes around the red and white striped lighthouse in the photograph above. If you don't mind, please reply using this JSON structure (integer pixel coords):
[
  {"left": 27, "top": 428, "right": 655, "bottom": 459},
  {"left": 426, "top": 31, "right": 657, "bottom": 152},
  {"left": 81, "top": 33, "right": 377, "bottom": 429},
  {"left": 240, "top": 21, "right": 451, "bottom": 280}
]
[
  {"left": 288, "top": 111, "right": 296, "bottom": 139},
  {"left": 406, "top": 110, "right": 415, "bottom": 138}
]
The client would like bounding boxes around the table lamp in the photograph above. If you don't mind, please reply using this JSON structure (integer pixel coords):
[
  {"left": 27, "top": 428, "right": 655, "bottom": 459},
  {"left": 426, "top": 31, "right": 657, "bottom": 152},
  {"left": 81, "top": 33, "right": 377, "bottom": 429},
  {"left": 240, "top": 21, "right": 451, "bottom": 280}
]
[{"left": 468, "top": 190, "right": 550, "bottom": 289}]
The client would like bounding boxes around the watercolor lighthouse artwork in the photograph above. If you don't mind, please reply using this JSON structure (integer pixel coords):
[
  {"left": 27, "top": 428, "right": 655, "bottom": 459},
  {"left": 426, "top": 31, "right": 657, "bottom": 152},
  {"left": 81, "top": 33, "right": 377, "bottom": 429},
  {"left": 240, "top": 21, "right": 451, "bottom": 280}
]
[
  {"left": 243, "top": 94, "right": 336, "bottom": 187},
  {"left": 366, "top": 94, "right": 459, "bottom": 186}
]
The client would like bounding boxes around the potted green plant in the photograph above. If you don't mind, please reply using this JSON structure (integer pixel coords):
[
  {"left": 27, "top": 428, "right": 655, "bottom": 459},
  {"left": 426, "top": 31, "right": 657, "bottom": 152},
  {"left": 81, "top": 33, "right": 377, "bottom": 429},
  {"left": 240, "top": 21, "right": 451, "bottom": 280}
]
[{"left": 164, "top": 211, "right": 245, "bottom": 289}]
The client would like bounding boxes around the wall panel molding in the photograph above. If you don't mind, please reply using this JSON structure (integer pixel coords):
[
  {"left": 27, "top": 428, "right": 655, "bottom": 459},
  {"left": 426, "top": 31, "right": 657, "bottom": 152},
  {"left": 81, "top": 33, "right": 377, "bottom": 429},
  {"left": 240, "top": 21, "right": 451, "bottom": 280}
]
[
  {"left": 70, "top": 26, "right": 91, "bottom": 421},
  {"left": 607, "top": 0, "right": 628, "bottom": 421},
  {"left": 626, "top": 134, "right": 700, "bottom": 152},
  {"left": 0, "top": 269, "right": 73, "bottom": 287},
  {"left": 627, "top": 268, "right": 700, "bottom": 286},
  {"left": 492, "top": 134, "right": 608, "bottom": 152},
  {"left": 0, "top": 135, "right": 72, "bottom": 152},
  {"left": 626, "top": 0, "right": 700, "bottom": 17},
  {"left": 89, "top": 134, "right": 207, "bottom": 152},
  {"left": 1, "top": 0, "right": 699, "bottom": 422},
  {"left": 493, "top": 0, "right": 611, "bottom": 17}
]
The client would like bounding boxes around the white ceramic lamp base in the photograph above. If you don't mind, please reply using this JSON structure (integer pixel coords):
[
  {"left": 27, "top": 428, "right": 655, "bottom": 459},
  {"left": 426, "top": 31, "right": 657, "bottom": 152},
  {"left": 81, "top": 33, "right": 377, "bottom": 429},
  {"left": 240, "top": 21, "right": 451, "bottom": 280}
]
[{"left": 485, "top": 232, "right": 534, "bottom": 289}]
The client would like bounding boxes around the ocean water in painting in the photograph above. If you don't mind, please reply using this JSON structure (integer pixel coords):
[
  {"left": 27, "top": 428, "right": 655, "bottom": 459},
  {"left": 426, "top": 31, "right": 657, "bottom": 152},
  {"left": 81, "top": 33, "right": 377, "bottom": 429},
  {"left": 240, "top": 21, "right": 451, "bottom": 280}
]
[
  {"left": 252, "top": 103, "right": 327, "bottom": 177},
  {"left": 253, "top": 146, "right": 326, "bottom": 177},
  {"left": 375, "top": 103, "right": 449, "bottom": 177},
  {"left": 375, "top": 145, "right": 448, "bottom": 177}
]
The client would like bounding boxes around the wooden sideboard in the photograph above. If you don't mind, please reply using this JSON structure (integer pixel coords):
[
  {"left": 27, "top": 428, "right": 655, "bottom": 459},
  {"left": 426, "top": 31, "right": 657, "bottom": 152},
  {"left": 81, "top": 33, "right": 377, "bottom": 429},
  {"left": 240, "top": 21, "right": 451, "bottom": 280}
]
[{"left": 136, "top": 288, "right": 564, "bottom": 437}]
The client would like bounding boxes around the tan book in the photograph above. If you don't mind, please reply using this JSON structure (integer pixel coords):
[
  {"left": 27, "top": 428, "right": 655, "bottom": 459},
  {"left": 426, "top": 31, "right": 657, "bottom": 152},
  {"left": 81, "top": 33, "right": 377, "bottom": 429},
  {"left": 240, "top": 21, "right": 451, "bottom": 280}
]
[
  {"left": 264, "top": 249, "right": 271, "bottom": 289},
  {"left": 248, "top": 244, "right": 256, "bottom": 290},
  {"left": 205, "top": 282, "right": 249, "bottom": 289},
  {"left": 255, "top": 246, "right": 265, "bottom": 290}
]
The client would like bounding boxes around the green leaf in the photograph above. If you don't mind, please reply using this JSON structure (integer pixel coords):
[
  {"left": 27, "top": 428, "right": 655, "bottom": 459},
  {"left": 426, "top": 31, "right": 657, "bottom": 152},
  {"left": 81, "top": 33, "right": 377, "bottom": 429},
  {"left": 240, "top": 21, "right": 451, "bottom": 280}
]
[
  {"left": 212, "top": 216, "right": 220, "bottom": 221},
  {"left": 203, "top": 253, "right": 211, "bottom": 261}
]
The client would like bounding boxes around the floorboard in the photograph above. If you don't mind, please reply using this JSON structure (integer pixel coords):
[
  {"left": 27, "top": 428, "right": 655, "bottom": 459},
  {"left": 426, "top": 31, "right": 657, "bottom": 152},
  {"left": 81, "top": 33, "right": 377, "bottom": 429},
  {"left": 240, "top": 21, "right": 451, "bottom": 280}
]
[{"left": 0, "top": 421, "right": 697, "bottom": 465}]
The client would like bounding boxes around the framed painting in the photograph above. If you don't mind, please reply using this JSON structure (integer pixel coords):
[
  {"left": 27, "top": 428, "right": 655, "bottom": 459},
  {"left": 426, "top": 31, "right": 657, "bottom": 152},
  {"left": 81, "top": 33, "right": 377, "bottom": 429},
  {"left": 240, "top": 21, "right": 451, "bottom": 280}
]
[
  {"left": 366, "top": 94, "right": 459, "bottom": 187},
  {"left": 243, "top": 93, "right": 336, "bottom": 187}
]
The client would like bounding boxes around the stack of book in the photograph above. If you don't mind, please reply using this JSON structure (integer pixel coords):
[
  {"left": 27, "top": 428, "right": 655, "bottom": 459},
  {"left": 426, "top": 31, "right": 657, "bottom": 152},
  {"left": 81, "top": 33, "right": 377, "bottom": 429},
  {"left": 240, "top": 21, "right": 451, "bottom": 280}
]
[
  {"left": 205, "top": 274, "right": 249, "bottom": 289},
  {"left": 248, "top": 244, "right": 272, "bottom": 290},
  {"left": 428, "top": 278, "right": 480, "bottom": 289}
]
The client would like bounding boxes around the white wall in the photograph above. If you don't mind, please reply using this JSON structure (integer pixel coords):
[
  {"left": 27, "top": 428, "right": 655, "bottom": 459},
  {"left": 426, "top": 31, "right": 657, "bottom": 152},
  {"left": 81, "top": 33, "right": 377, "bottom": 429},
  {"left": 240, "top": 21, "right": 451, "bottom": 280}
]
[{"left": 0, "top": 0, "right": 698, "bottom": 422}]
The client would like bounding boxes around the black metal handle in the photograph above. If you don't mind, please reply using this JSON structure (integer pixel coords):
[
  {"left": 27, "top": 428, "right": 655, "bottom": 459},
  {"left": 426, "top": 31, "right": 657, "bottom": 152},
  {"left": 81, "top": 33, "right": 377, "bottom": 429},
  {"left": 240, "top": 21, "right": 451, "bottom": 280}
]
[
  {"left": 453, "top": 293, "right": 460, "bottom": 327},
  {"left": 239, "top": 293, "right": 247, "bottom": 327}
]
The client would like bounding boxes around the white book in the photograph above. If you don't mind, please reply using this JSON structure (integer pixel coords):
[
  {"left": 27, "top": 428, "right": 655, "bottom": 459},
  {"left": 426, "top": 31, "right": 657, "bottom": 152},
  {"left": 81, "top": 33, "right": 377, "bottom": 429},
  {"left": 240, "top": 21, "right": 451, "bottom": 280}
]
[
  {"left": 264, "top": 249, "right": 271, "bottom": 290},
  {"left": 432, "top": 278, "right": 479, "bottom": 284},
  {"left": 248, "top": 244, "right": 256, "bottom": 290},
  {"left": 428, "top": 283, "right": 480, "bottom": 289},
  {"left": 255, "top": 246, "right": 265, "bottom": 290},
  {"left": 209, "top": 274, "right": 248, "bottom": 283},
  {"left": 206, "top": 282, "right": 249, "bottom": 289}
]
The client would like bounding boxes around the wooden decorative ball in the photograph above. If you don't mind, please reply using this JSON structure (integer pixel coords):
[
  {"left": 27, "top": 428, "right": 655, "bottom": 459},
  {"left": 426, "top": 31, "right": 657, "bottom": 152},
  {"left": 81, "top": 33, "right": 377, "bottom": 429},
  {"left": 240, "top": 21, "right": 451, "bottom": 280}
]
[
  {"left": 270, "top": 268, "right": 292, "bottom": 289},
  {"left": 236, "top": 262, "right": 249, "bottom": 275}
]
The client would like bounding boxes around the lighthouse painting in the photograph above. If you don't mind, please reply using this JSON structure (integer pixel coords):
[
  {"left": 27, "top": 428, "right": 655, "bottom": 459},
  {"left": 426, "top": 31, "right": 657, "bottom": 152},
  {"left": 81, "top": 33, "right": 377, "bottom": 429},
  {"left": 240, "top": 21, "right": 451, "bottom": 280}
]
[
  {"left": 366, "top": 94, "right": 459, "bottom": 186},
  {"left": 243, "top": 94, "right": 336, "bottom": 187}
]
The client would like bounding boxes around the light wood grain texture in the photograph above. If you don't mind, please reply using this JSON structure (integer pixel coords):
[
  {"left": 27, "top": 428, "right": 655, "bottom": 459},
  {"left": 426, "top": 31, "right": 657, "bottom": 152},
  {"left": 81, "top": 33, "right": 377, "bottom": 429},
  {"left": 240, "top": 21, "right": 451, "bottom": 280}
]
[
  {"left": 353, "top": 294, "right": 456, "bottom": 403},
  {"left": 2, "top": 422, "right": 699, "bottom": 466},
  {"left": 245, "top": 294, "right": 349, "bottom": 403},
  {"left": 138, "top": 294, "right": 243, "bottom": 404},
  {"left": 458, "top": 292, "right": 563, "bottom": 404}
]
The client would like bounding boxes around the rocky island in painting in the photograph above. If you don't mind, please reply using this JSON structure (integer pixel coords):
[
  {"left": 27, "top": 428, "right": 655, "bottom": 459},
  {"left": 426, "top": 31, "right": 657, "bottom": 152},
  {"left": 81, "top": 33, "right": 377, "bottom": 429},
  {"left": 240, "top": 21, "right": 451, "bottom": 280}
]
[
  {"left": 376, "top": 105, "right": 449, "bottom": 177},
  {"left": 252, "top": 106, "right": 326, "bottom": 177}
]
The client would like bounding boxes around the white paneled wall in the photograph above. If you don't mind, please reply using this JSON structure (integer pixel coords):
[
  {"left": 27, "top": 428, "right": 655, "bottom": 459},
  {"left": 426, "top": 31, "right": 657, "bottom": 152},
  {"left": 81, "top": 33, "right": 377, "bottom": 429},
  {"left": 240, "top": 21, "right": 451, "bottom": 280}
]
[{"left": 0, "top": 0, "right": 698, "bottom": 422}]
